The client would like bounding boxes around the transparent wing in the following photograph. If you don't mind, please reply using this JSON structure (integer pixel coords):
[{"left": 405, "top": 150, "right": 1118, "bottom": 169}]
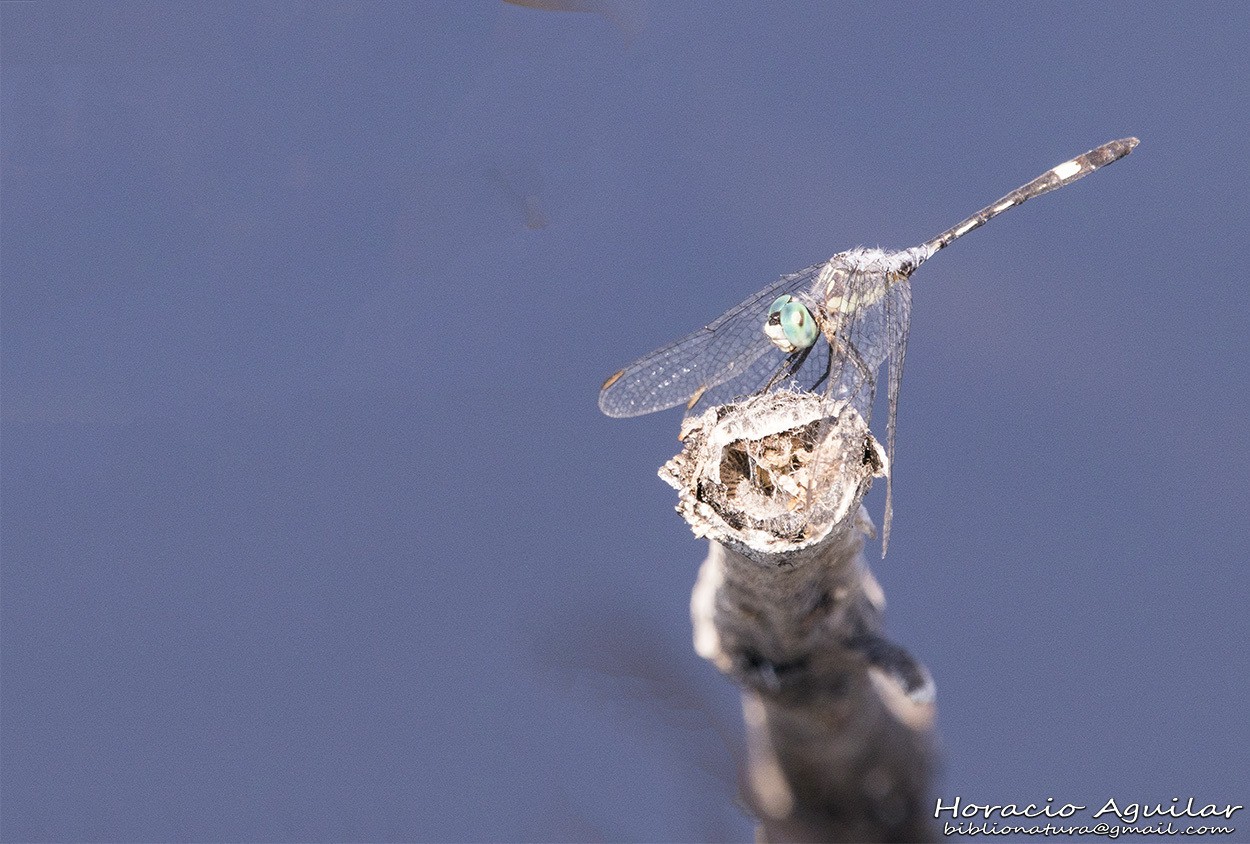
[
  {"left": 877, "top": 278, "right": 911, "bottom": 554},
  {"left": 803, "top": 256, "right": 912, "bottom": 421},
  {"left": 804, "top": 255, "right": 913, "bottom": 551},
  {"left": 694, "top": 325, "right": 837, "bottom": 412},
  {"left": 598, "top": 263, "right": 825, "bottom": 418},
  {"left": 837, "top": 274, "right": 912, "bottom": 426}
]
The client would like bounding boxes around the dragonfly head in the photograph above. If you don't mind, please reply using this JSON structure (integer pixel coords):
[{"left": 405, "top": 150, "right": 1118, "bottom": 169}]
[{"left": 765, "top": 295, "right": 819, "bottom": 354}]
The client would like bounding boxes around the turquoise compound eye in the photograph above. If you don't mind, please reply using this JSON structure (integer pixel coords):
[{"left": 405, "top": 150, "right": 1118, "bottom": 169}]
[
  {"left": 765, "top": 295, "right": 818, "bottom": 352},
  {"left": 767, "top": 295, "right": 791, "bottom": 319},
  {"left": 780, "top": 300, "right": 818, "bottom": 350}
]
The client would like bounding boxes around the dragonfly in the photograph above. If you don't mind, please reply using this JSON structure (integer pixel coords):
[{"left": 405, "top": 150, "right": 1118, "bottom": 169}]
[{"left": 599, "top": 138, "right": 1139, "bottom": 550}]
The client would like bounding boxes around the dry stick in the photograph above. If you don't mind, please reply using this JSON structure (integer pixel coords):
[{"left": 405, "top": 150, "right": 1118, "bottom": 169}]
[{"left": 662, "top": 391, "right": 937, "bottom": 842}]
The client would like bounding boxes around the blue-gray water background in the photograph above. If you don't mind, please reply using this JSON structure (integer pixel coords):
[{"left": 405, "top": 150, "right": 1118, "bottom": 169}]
[{"left": 3, "top": 3, "right": 1247, "bottom": 841}]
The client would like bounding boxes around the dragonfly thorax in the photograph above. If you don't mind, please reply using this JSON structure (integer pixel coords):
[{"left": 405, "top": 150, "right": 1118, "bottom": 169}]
[{"left": 765, "top": 294, "right": 819, "bottom": 353}]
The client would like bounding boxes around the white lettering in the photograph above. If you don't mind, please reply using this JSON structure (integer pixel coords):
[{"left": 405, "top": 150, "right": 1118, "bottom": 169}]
[{"left": 1094, "top": 798, "right": 1125, "bottom": 822}]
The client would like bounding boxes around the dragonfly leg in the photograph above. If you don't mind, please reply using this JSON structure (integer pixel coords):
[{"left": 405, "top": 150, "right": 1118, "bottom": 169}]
[
  {"left": 763, "top": 345, "right": 814, "bottom": 393},
  {"left": 811, "top": 341, "right": 835, "bottom": 392},
  {"left": 787, "top": 344, "right": 815, "bottom": 377},
  {"left": 762, "top": 361, "right": 790, "bottom": 392}
]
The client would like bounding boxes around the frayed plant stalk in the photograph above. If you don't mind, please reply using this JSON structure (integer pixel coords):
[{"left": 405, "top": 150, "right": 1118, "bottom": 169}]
[{"left": 660, "top": 391, "right": 937, "bottom": 843}]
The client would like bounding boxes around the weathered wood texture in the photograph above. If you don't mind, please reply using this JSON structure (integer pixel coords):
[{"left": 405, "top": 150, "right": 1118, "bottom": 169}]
[{"left": 663, "top": 392, "right": 937, "bottom": 843}]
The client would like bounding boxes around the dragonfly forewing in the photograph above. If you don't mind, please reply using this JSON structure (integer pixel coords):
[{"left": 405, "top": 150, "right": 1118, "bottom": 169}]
[{"left": 598, "top": 264, "right": 825, "bottom": 417}]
